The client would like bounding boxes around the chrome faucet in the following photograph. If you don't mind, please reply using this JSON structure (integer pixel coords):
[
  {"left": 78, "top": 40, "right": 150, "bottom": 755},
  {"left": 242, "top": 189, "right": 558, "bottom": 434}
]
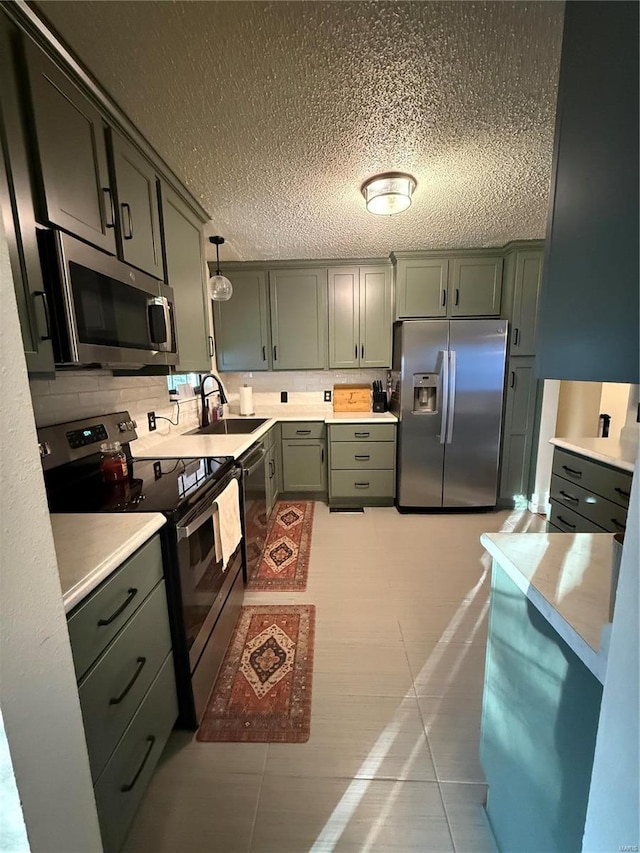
[{"left": 199, "top": 374, "right": 228, "bottom": 427}]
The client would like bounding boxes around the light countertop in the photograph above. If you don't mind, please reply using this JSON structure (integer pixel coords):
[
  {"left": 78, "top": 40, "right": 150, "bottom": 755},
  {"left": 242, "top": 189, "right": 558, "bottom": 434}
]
[
  {"left": 133, "top": 409, "right": 397, "bottom": 459},
  {"left": 481, "top": 531, "right": 614, "bottom": 683},
  {"left": 550, "top": 436, "right": 637, "bottom": 473},
  {"left": 51, "top": 513, "right": 166, "bottom": 613}
]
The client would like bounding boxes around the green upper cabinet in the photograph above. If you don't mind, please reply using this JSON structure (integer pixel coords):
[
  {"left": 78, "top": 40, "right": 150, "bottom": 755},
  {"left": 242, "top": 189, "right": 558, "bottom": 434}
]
[
  {"left": 269, "top": 268, "right": 327, "bottom": 370},
  {"left": 450, "top": 256, "right": 503, "bottom": 317},
  {"left": 213, "top": 270, "right": 270, "bottom": 372},
  {"left": 24, "top": 39, "right": 116, "bottom": 255},
  {"left": 328, "top": 264, "right": 392, "bottom": 368},
  {"left": 502, "top": 247, "right": 543, "bottom": 357},
  {"left": 395, "top": 258, "right": 448, "bottom": 318},
  {"left": 109, "top": 131, "right": 164, "bottom": 279},
  {"left": 160, "top": 184, "right": 211, "bottom": 373}
]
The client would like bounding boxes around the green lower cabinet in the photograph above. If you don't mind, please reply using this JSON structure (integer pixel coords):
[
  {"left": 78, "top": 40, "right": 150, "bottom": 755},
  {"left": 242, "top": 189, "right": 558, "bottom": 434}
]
[
  {"left": 281, "top": 438, "right": 326, "bottom": 494},
  {"left": 328, "top": 424, "right": 396, "bottom": 507},
  {"left": 480, "top": 563, "right": 602, "bottom": 853},
  {"left": 265, "top": 443, "right": 277, "bottom": 518}
]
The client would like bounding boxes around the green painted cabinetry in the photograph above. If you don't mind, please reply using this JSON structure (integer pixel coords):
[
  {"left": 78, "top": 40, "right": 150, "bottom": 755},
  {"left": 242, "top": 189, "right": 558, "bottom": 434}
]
[
  {"left": 450, "top": 256, "right": 503, "bottom": 317},
  {"left": 269, "top": 268, "right": 327, "bottom": 370},
  {"left": 328, "top": 422, "right": 396, "bottom": 507},
  {"left": 501, "top": 245, "right": 543, "bottom": 357},
  {"left": 328, "top": 264, "right": 392, "bottom": 368},
  {"left": 264, "top": 422, "right": 282, "bottom": 518},
  {"left": 161, "top": 184, "right": 211, "bottom": 372},
  {"left": 281, "top": 422, "right": 326, "bottom": 495},
  {"left": 394, "top": 258, "right": 448, "bottom": 318},
  {"left": 213, "top": 270, "right": 270, "bottom": 372},
  {"left": 499, "top": 357, "right": 539, "bottom": 506}
]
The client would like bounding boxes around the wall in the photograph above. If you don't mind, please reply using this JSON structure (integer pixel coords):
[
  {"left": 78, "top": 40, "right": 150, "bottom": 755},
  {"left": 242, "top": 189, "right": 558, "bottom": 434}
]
[
  {"left": 529, "top": 379, "right": 560, "bottom": 514},
  {"left": 598, "top": 383, "right": 634, "bottom": 441},
  {"left": 555, "top": 380, "right": 601, "bottom": 438},
  {"left": 0, "top": 224, "right": 102, "bottom": 850}
]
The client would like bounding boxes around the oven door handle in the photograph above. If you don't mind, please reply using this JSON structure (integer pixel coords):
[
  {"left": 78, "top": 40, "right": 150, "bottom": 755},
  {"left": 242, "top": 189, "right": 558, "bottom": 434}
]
[
  {"left": 242, "top": 447, "right": 267, "bottom": 477},
  {"left": 177, "top": 499, "right": 218, "bottom": 540}
]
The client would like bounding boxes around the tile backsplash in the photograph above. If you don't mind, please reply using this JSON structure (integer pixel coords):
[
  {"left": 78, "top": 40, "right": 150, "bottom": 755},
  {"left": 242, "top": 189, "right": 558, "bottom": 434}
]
[{"left": 221, "top": 369, "right": 387, "bottom": 396}]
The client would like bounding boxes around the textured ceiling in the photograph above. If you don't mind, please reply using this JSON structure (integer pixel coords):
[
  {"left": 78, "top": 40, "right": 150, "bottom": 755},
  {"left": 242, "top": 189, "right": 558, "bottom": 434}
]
[{"left": 37, "top": 1, "right": 564, "bottom": 262}]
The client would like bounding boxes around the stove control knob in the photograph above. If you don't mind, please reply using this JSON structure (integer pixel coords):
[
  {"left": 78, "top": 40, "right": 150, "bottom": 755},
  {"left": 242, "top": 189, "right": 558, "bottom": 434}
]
[
  {"left": 39, "top": 441, "right": 52, "bottom": 458},
  {"left": 117, "top": 421, "right": 128, "bottom": 432},
  {"left": 127, "top": 420, "right": 136, "bottom": 430}
]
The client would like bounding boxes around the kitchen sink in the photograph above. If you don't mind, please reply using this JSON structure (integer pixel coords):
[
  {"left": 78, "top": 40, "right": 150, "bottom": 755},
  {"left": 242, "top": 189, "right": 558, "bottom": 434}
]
[{"left": 186, "top": 418, "right": 268, "bottom": 436}]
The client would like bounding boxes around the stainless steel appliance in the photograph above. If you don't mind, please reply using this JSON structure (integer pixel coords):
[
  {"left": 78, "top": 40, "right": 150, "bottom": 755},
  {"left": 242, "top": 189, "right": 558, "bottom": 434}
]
[
  {"left": 391, "top": 319, "right": 508, "bottom": 509},
  {"left": 39, "top": 412, "right": 244, "bottom": 728},
  {"left": 37, "top": 230, "right": 178, "bottom": 368}
]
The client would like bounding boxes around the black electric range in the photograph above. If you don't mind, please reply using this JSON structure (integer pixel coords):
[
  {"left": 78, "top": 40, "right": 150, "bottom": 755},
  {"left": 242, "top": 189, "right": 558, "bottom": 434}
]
[{"left": 38, "top": 411, "right": 246, "bottom": 728}]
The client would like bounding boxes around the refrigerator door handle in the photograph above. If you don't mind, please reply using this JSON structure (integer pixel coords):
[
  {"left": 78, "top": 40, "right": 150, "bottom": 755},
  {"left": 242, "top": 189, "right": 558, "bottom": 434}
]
[
  {"left": 438, "top": 350, "right": 449, "bottom": 444},
  {"left": 446, "top": 350, "right": 457, "bottom": 444}
]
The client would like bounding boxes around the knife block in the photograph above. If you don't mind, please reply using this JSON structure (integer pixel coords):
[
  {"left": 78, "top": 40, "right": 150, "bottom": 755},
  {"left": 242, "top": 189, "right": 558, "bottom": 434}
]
[{"left": 372, "top": 391, "right": 387, "bottom": 412}]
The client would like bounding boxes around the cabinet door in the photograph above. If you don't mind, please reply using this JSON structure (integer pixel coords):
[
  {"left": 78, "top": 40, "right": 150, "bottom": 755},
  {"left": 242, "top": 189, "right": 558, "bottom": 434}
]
[
  {"left": 265, "top": 444, "right": 276, "bottom": 519},
  {"left": 24, "top": 40, "right": 116, "bottom": 255},
  {"left": 0, "top": 21, "right": 54, "bottom": 374},
  {"left": 360, "top": 265, "right": 392, "bottom": 367},
  {"left": 450, "top": 257, "right": 503, "bottom": 316},
  {"left": 213, "top": 270, "right": 270, "bottom": 371},
  {"left": 110, "top": 132, "right": 164, "bottom": 279},
  {"left": 328, "top": 267, "right": 359, "bottom": 368},
  {"left": 510, "top": 251, "right": 543, "bottom": 357},
  {"left": 499, "top": 357, "right": 539, "bottom": 504},
  {"left": 161, "top": 185, "right": 210, "bottom": 372},
  {"left": 282, "top": 440, "right": 326, "bottom": 492},
  {"left": 395, "top": 259, "right": 447, "bottom": 318},
  {"left": 269, "top": 269, "right": 327, "bottom": 370}
]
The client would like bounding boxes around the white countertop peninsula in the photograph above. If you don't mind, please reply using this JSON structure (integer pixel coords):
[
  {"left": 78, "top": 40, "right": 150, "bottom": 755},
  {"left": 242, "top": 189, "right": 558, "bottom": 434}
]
[
  {"left": 550, "top": 435, "right": 637, "bottom": 473},
  {"left": 51, "top": 513, "right": 166, "bottom": 613},
  {"left": 481, "top": 531, "right": 614, "bottom": 683}
]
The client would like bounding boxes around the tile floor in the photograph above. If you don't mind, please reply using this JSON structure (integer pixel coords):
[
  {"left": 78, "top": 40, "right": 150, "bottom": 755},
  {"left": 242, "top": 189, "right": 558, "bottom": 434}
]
[{"left": 123, "top": 504, "right": 546, "bottom": 853}]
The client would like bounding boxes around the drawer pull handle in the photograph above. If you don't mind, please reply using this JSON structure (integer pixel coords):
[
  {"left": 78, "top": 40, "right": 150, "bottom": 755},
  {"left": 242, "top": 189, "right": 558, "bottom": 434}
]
[
  {"left": 121, "top": 202, "right": 134, "bottom": 240},
  {"left": 454, "top": 287, "right": 460, "bottom": 306},
  {"left": 354, "top": 432, "right": 370, "bottom": 438},
  {"left": 561, "top": 465, "right": 582, "bottom": 479},
  {"left": 120, "top": 735, "right": 156, "bottom": 793},
  {"left": 109, "top": 657, "right": 147, "bottom": 705},
  {"left": 559, "top": 490, "right": 579, "bottom": 505},
  {"left": 441, "top": 289, "right": 446, "bottom": 307},
  {"left": 557, "top": 515, "right": 576, "bottom": 530},
  {"left": 610, "top": 518, "right": 626, "bottom": 531},
  {"left": 354, "top": 455, "right": 370, "bottom": 461},
  {"left": 296, "top": 429, "right": 311, "bottom": 435},
  {"left": 354, "top": 482, "right": 370, "bottom": 488},
  {"left": 615, "top": 487, "right": 631, "bottom": 500},
  {"left": 262, "top": 345, "right": 266, "bottom": 362},
  {"left": 97, "top": 588, "right": 138, "bottom": 626}
]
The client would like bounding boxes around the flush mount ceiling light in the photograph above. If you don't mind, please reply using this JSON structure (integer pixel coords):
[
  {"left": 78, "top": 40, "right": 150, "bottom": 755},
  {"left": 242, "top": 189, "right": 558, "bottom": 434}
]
[
  {"left": 208, "top": 236, "right": 233, "bottom": 301},
  {"left": 361, "top": 172, "right": 417, "bottom": 215}
]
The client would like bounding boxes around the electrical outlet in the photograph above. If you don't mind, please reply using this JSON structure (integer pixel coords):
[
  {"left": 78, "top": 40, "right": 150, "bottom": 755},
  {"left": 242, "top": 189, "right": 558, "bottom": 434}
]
[
  {"left": 324, "top": 390, "right": 332, "bottom": 402},
  {"left": 281, "top": 391, "right": 288, "bottom": 403},
  {"left": 147, "top": 411, "right": 156, "bottom": 431}
]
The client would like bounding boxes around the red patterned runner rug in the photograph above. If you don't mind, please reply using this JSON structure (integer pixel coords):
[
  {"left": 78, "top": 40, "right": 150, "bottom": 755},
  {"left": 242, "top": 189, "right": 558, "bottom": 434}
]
[
  {"left": 196, "top": 605, "right": 315, "bottom": 743},
  {"left": 247, "top": 501, "right": 314, "bottom": 592}
]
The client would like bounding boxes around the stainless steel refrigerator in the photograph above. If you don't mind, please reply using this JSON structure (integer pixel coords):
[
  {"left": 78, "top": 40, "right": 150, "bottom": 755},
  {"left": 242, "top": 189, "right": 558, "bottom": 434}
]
[{"left": 390, "top": 319, "right": 508, "bottom": 509}]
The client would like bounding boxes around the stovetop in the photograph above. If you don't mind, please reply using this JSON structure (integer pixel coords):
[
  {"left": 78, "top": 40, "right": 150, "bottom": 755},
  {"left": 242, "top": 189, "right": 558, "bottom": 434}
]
[{"left": 45, "top": 454, "right": 236, "bottom": 515}]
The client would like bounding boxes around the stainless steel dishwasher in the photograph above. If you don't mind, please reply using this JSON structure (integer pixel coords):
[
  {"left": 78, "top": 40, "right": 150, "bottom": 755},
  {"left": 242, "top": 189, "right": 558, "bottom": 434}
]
[{"left": 239, "top": 441, "right": 267, "bottom": 578}]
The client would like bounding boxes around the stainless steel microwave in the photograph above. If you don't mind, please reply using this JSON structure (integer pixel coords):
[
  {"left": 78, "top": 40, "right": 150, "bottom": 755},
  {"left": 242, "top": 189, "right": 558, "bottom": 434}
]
[{"left": 37, "top": 229, "right": 178, "bottom": 368}]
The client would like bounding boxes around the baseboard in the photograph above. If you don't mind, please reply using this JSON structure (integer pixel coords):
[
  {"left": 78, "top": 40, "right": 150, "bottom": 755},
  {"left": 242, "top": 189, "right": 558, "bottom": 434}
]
[{"left": 528, "top": 492, "right": 550, "bottom": 516}]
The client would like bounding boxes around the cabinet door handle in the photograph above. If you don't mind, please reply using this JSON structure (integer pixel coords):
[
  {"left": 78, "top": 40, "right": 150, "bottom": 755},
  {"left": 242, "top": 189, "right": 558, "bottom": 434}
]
[
  {"left": 615, "top": 487, "right": 631, "bottom": 500},
  {"left": 455, "top": 288, "right": 460, "bottom": 306},
  {"left": 361, "top": 344, "right": 364, "bottom": 360},
  {"left": 513, "top": 327, "right": 520, "bottom": 347},
  {"left": 610, "top": 518, "right": 626, "bottom": 531},
  {"left": 208, "top": 336, "right": 214, "bottom": 358},
  {"left": 33, "top": 291, "right": 52, "bottom": 341},
  {"left": 355, "top": 482, "right": 370, "bottom": 488},
  {"left": 441, "top": 289, "right": 446, "bottom": 307},
  {"left": 103, "top": 187, "right": 116, "bottom": 228},
  {"left": 296, "top": 429, "right": 311, "bottom": 435},
  {"left": 557, "top": 515, "right": 576, "bottom": 530},
  {"left": 355, "top": 345, "right": 358, "bottom": 359},
  {"left": 354, "top": 431, "right": 370, "bottom": 438},
  {"left": 321, "top": 447, "right": 324, "bottom": 464},
  {"left": 97, "top": 588, "right": 138, "bottom": 626},
  {"left": 559, "top": 490, "right": 579, "bottom": 505},
  {"left": 121, "top": 202, "right": 134, "bottom": 239},
  {"left": 354, "top": 455, "right": 370, "bottom": 461},
  {"left": 120, "top": 736, "right": 156, "bottom": 792},
  {"left": 273, "top": 345, "right": 277, "bottom": 361},
  {"left": 109, "top": 657, "right": 147, "bottom": 705},
  {"left": 561, "top": 465, "right": 582, "bottom": 479},
  {"left": 509, "top": 371, "right": 516, "bottom": 389},
  {"left": 262, "top": 345, "right": 266, "bottom": 362}
]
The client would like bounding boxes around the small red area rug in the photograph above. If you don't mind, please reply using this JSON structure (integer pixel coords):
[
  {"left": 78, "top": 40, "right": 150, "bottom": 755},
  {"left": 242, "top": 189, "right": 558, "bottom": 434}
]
[
  {"left": 247, "top": 501, "right": 315, "bottom": 592},
  {"left": 196, "top": 605, "right": 315, "bottom": 743}
]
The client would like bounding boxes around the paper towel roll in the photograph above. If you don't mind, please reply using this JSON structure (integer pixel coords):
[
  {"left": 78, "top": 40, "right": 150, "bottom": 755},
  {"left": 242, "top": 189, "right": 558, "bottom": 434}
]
[{"left": 239, "top": 385, "right": 254, "bottom": 416}]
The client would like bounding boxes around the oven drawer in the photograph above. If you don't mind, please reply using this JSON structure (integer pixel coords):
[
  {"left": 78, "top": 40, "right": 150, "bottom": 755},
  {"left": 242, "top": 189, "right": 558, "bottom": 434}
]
[
  {"left": 329, "top": 423, "right": 396, "bottom": 443},
  {"left": 330, "top": 441, "right": 395, "bottom": 470},
  {"left": 550, "top": 475, "right": 627, "bottom": 533},
  {"left": 78, "top": 580, "right": 172, "bottom": 783},
  {"left": 93, "top": 653, "right": 177, "bottom": 853},
  {"left": 552, "top": 448, "right": 632, "bottom": 507},
  {"left": 68, "top": 534, "right": 164, "bottom": 680},
  {"left": 549, "top": 501, "right": 604, "bottom": 533}
]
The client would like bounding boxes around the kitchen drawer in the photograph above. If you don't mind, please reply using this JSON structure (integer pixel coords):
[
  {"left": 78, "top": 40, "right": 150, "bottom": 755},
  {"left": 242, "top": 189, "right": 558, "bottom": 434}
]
[
  {"left": 330, "top": 441, "right": 395, "bottom": 470},
  {"left": 549, "top": 501, "right": 605, "bottom": 534},
  {"left": 329, "top": 423, "right": 396, "bottom": 443},
  {"left": 330, "top": 469, "right": 395, "bottom": 499},
  {"left": 79, "top": 581, "right": 172, "bottom": 783},
  {"left": 281, "top": 421, "right": 325, "bottom": 440},
  {"left": 550, "top": 475, "right": 627, "bottom": 534},
  {"left": 93, "top": 652, "right": 178, "bottom": 853},
  {"left": 552, "top": 448, "right": 632, "bottom": 508},
  {"left": 68, "top": 535, "right": 163, "bottom": 681}
]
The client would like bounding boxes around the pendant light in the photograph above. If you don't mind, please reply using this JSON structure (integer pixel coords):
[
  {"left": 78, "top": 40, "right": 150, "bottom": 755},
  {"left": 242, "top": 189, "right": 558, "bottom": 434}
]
[
  {"left": 208, "top": 236, "right": 233, "bottom": 301},
  {"left": 361, "top": 172, "right": 416, "bottom": 215}
]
